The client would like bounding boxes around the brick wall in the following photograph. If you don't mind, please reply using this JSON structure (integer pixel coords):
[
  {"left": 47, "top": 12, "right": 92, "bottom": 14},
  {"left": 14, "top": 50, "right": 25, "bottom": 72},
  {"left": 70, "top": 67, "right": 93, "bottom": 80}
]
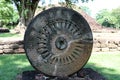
[
  {"left": 0, "top": 40, "right": 24, "bottom": 54},
  {"left": 93, "top": 38, "right": 120, "bottom": 52}
]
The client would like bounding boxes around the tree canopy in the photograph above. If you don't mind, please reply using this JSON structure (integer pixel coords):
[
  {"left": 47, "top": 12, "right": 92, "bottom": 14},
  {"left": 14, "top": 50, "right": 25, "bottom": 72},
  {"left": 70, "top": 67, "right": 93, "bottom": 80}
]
[
  {"left": 111, "top": 7, "right": 120, "bottom": 28},
  {"left": 96, "top": 8, "right": 120, "bottom": 29},
  {"left": 0, "top": 0, "right": 19, "bottom": 28},
  {"left": 80, "top": 6, "right": 91, "bottom": 15}
]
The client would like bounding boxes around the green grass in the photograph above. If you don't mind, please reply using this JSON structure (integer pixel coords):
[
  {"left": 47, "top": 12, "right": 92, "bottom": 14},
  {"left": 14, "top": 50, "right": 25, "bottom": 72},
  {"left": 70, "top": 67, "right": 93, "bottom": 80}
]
[
  {"left": 0, "top": 53, "right": 120, "bottom": 80},
  {"left": 0, "top": 54, "right": 34, "bottom": 80},
  {"left": 85, "top": 53, "right": 120, "bottom": 80},
  {"left": 0, "top": 33, "right": 22, "bottom": 38}
]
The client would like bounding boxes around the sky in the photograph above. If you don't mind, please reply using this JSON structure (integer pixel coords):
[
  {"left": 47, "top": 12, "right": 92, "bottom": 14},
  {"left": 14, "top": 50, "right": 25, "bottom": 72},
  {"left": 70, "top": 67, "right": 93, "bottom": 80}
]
[{"left": 39, "top": 0, "right": 120, "bottom": 18}]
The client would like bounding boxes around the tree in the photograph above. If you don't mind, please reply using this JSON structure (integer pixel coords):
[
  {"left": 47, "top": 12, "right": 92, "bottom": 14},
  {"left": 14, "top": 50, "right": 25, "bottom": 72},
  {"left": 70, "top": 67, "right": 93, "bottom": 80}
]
[
  {"left": 0, "top": 0, "right": 19, "bottom": 29},
  {"left": 96, "top": 8, "right": 120, "bottom": 29},
  {"left": 80, "top": 6, "right": 91, "bottom": 15},
  {"left": 96, "top": 9, "right": 109, "bottom": 24},
  {"left": 111, "top": 7, "right": 120, "bottom": 28},
  {"left": 0, "top": 0, "right": 12, "bottom": 27}
]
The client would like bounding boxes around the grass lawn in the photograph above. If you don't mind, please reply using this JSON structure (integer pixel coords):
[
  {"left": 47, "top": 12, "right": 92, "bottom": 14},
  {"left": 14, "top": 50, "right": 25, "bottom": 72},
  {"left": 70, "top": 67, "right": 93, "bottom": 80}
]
[
  {"left": 0, "top": 33, "right": 23, "bottom": 38},
  {"left": 0, "top": 54, "right": 34, "bottom": 80},
  {"left": 0, "top": 53, "right": 120, "bottom": 80},
  {"left": 85, "top": 53, "right": 120, "bottom": 80}
]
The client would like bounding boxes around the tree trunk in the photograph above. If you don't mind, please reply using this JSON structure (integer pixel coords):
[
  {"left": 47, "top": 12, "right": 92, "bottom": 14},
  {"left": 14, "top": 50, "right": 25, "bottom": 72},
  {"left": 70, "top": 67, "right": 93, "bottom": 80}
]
[
  {"left": 14, "top": 0, "right": 39, "bottom": 34},
  {"left": 15, "top": 17, "right": 26, "bottom": 34},
  {"left": 15, "top": 0, "right": 26, "bottom": 34}
]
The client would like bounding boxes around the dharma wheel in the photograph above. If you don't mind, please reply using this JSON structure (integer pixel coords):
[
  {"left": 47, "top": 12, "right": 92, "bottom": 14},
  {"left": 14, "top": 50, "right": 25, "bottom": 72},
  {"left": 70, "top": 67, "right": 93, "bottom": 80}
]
[{"left": 24, "top": 7, "right": 93, "bottom": 76}]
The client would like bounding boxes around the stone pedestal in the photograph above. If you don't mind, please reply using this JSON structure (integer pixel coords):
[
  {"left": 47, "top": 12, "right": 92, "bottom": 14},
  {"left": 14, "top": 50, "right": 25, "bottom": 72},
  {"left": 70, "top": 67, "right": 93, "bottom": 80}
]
[{"left": 16, "top": 68, "right": 106, "bottom": 80}]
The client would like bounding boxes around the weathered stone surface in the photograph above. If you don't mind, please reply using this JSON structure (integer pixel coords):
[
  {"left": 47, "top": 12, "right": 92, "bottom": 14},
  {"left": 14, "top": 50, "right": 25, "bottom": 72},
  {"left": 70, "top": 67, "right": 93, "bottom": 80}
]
[
  {"left": 93, "top": 43, "right": 101, "bottom": 48},
  {"left": 108, "top": 44, "right": 117, "bottom": 48},
  {"left": 14, "top": 48, "right": 24, "bottom": 53},
  {"left": 77, "top": 68, "right": 106, "bottom": 80},
  {"left": 0, "top": 45, "right": 3, "bottom": 49},
  {"left": 0, "top": 40, "right": 24, "bottom": 54},
  {"left": 9, "top": 44, "right": 19, "bottom": 49},
  {"left": 98, "top": 39, "right": 107, "bottom": 44},
  {"left": 102, "top": 48, "right": 109, "bottom": 52},
  {"left": 24, "top": 7, "right": 93, "bottom": 76},
  {"left": 92, "top": 48, "right": 101, "bottom": 52},
  {"left": 114, "top": 41, "right": 119, "bottom": 45},
  {"left": 3, "top": 45, "right": 10, "bottom": 49},
  {"left": 0, "top": 41, "right": 5, "bottom": 45},
  {"left": 0, "top": 50, "right": 3, "bottom": 54},
  {"left": 118, "top": 43, "right": 120, "bottom": 47},
  {"left": 19, "top": 45, "right": 24, "bottom": 48},
  {"left": 100, "top": 44, "right": 107, "bottom": 48},
  {"left": 109, "top": 48, "right": 117, "bottom": 51},
  {"left": 117, "top": 47, "right": 120, "bottom": 51},
  {"left": 3, "top": 49, "right": 14, "bottom": 53}
]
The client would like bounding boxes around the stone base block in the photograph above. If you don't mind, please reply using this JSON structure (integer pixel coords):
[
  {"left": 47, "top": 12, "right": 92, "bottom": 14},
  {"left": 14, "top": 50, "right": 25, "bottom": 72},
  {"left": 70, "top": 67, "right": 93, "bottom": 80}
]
[
  {"left": 15, "top": 68, "right": 106, "bottom": 80},
  {"left": 101, "top": 48, "right": 109, "bottom": 52}
]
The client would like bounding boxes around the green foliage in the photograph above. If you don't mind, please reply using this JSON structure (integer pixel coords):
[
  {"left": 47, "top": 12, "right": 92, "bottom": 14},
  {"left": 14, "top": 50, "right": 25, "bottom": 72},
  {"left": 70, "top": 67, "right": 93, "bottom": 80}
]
[
  {"left": 0, "top": 0, "right": 19, "bottom": 29},
  {"left": 80, "top": 6, "right": 91, "bottom": 15},
  {"left": 96, "top": 8, "right": 120, "bottom": 29},
  {"left": 111, "top": 7, "right": 120, "bottom": 28},
  {"left": 96, "top": 9, "right": 110, "bottom": 24}
]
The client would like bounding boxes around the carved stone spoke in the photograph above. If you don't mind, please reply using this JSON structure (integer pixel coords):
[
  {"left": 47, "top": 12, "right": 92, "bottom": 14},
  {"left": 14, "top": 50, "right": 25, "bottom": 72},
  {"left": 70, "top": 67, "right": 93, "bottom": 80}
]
[{"left": 24, "top": 7, "right": 93, "bottom": 76}]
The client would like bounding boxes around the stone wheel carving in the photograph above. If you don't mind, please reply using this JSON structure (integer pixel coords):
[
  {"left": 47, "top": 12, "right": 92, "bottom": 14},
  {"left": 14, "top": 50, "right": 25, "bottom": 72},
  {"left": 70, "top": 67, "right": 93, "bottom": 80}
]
[{"left": 24, "top": 7, "right": 93, "bottom": 76}]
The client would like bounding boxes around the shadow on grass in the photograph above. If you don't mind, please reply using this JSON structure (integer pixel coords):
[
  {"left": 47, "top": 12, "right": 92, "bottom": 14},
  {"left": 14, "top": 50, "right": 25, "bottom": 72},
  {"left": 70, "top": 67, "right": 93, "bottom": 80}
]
[
  {"left": 0, "top": 54, "right": 34, "bottom": 80},
  {"left": 85, "top": 63, "right": 120, "bottom": 80}
]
